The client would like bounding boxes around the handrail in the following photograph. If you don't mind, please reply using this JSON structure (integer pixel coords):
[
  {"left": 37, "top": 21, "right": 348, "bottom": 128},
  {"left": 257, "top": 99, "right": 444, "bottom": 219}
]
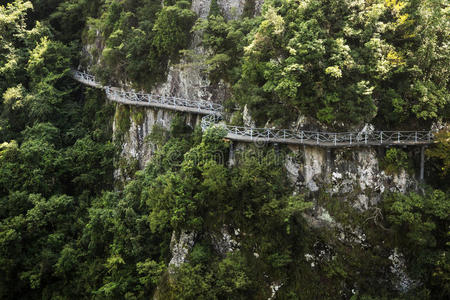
[
  {"left": 200, "top": 115, "right": 433, "bottom": 146},
  {"left": 72, "top": 71, "right": 434, "bottom": 147},
  {"left": 72, "top": 71, "right": 222, "bottom": 114}
]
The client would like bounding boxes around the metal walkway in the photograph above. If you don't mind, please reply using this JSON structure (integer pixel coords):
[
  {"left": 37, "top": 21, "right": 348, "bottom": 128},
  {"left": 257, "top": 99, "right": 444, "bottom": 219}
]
[
  {"left": 73, "top": 71, "right": 222, "bottom": 115},
  {"left": 72, "top": 71, "right": 434, "bottom": 147}
]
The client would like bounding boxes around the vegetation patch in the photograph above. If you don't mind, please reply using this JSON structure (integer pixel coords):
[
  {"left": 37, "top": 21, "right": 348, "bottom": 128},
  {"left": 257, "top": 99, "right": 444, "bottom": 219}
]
[
  {"left": 131, "top": 106, "right": 146, "bottom": 126},
  {"left": 381, "top": 148, "right": 412, "bottom": 175},
  {"left": 86, "top": 0, "right": 197, "bottom": 89},
  {"left": 114, "top": 104, "right": 131, "bottom": 137}
]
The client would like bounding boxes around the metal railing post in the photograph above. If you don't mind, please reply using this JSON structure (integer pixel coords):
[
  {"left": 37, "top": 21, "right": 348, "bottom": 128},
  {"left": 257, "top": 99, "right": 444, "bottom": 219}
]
[
  {"left": 415, "top": 132, "right": 417, "bottom": 143},
  {"left": 334, "top": 133, "right": 337, "bottom": 146},
  {"left": 316, "top": 133, "right": 319, "bottom": 145},
  {"left": 397, "top": 132, "right": 400, "bottom": 143},
  {"left": 365, "top": 133, "right": 367, "bottom": 144},
  {"left": 350, "top": 133, "right": 352, "bottom": 145},
  {"left": 380, "top": 131, "right": 383, "bottom": 144}
]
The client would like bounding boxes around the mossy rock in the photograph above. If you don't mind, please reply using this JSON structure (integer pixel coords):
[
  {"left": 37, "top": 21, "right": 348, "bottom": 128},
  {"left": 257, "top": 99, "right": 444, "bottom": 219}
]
[
  {"left": 114, "top": 104, "right": 131, "bottom": 136},
  {"left": 131, "top": 107, "right": 146, "bottom": 126}
]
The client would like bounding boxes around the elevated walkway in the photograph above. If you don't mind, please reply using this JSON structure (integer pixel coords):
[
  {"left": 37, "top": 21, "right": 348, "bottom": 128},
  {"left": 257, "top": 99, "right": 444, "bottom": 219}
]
[{"left": 72, "top": 71, "right": 434, "bottom": 147}]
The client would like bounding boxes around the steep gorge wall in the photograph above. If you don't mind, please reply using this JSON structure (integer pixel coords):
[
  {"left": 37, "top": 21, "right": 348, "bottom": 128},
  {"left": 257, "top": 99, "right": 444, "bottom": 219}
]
[
  {"left": 78, "top": 0, "right": 423, "bottom": 209},
  {"left": 79, "top": 1, "right": 426, "bottom": 296},
  {"left": 106, "top": 0, "right": 420, "bottom": 198}
]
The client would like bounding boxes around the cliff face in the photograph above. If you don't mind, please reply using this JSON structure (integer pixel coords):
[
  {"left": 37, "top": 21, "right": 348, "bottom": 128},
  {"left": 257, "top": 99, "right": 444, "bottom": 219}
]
[
  {"left": 292, "top": 146, "right": 416, "bottom": 199},
  {"left": 109, "top": 0, "right": 419, "bottom": 202},
  {"left": 113, "top": 106, "right": 201, "bottom": 181},
  {"left": 152, "top": 0, "right": 213, "bottom": 101},
  {"left": 82, "top": 1, "right": 422, "bottom": 295},
  {"left": 151, "top": 0, "right": 249, "bottom": 102},
  {"left": 286, "top": 145, "right": 418, "bottom": 218}
]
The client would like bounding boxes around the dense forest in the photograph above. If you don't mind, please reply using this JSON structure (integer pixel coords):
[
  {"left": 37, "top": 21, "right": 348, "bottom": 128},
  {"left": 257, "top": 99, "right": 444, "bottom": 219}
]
[{"left": 0, "top": 0, "right": 449, "bottom": 299}]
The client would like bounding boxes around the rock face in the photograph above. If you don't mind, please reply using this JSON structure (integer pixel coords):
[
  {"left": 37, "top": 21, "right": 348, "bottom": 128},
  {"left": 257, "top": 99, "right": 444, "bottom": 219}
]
[
  {"left": 112, "top": 0, "right": 220, "bottom": 178},
  {"left": 286, "top": 146, "right": 419, "bottom": 210},
  {"left": 169, "top": 230, "right": 197, "bottom": 270},
  {"left": 79, "top": 25, "right": 105, "bottom": 73},
  {"left": 303, "top": 146, "right": 326, "bottom": 190},
  {"left": 242, "top": 104, "right": 255, "bottom": 127},
  {"left": 192, "top": 0, "right": 212, "bottom": 18},
  {"left": 102, "top": 0, "right": 421, "bottom": 286},
  {"left": 217, "top": 0, "right": 247, "bottom": 19},
  {"left": 153, "top": 0, "right": 230, "bottom": 104},
  {"left": 254, "top": 0, "right": 264, "bottom": 15},
  {"left": 113, "top": 106, "right": 201, "bottom": 180},
  {"left": 389, "top": 248, "right": 418, "bottom": 292},
  {"left": 209, "top": 227, "right": 239, "bottom": 255}
]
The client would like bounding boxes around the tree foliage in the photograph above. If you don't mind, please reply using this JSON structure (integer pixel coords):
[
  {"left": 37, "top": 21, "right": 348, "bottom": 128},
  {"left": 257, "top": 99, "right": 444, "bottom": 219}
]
[
  {"left": 0, "top": 1, "right": 449, "bottom": 299},
  {"left": 0, "top": 2, "right": 115, "bottom": 298},
  {"left": 88, "top": 0, "right": 196, "bottom": 89},
  {"left": 384, "top": 189, "right": 450, "bottom": 298},
  {"left": 199, "top": 0, "right": 449, "bottom": 128},
  {"left": 427, "top": 130, "right": 450, "bottom": 182}
]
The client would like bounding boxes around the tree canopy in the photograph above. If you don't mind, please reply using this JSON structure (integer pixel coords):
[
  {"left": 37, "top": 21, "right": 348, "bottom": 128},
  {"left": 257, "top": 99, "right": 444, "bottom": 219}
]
[{"left": 0, "top": 1, "right": 448, "bottom": 299}]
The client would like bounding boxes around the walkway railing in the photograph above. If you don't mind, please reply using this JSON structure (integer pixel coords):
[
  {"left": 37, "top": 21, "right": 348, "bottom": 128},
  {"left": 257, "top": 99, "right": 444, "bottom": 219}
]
[
  {"left": 73, "top": 71, "right": 101, "bottom": 88},
  {"left": 105, "top": 87, "right": 223, "bottom": 115},
  {"left": 72, "top": 71, "right": 434, "bottom": 147},
  {"left": 201, "top": 115, "right": 432, "bottom": 146},
  {"left": 73, "top": 71, "right": 222, "bottom": 115}
]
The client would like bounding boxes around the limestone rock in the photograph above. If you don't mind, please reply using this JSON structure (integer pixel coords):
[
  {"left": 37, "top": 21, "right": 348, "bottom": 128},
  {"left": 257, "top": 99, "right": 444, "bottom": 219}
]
[
  {"left": 243, "top": 104, "right": 256, "bottom": 127},
  {"left": 209, "top": 227, "right": 239, "bottom": 255},
  {"left": 254, "top": 0, "right": 264, "bottom": 15},
  {"left": 114, "top": 106, "right": 200, "bottom": 180},
  {"left": 389, "top": 248, "right": 418, "bottom": 292},
  {"left": 169, "top": 230, "right": 197, "bottom": 271},
  {"left": 217, "top": 0, "right": 246, "bottom": 20}
]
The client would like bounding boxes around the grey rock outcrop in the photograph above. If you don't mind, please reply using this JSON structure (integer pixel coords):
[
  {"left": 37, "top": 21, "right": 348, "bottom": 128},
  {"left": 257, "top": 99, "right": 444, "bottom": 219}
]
[
  {"left": 169, "top": 230, "right": 197, "bottom": 270},
  {"left": 285, "top": 145, "right": 418, "bottom": 211}
]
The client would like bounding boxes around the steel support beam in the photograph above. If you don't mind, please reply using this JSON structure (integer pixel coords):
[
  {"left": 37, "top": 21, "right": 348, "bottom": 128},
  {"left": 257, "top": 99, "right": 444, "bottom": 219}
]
[
  {"left": 420, "top": 146, "right": 425, "bottom": 181},
  {"left": 229, "top": 141, "right": 235, "bottom": 166},
  {"left": 326, "top": 149, "right": 332, "bottom": 172}
]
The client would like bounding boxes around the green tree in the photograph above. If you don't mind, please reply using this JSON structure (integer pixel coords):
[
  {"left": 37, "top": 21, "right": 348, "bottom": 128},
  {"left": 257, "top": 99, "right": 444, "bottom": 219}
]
[
  {"left": 427, "top": 130, "right": 450, "bottom": 184},
  {"left": 215, "top": 0, "right": 450, "bottom": 128},
  {"left": 89, "top": 0, "right": 196, "bottom": 89},
  {"left": 384, "top": 189, "right": 450, "bottom": 298}
]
